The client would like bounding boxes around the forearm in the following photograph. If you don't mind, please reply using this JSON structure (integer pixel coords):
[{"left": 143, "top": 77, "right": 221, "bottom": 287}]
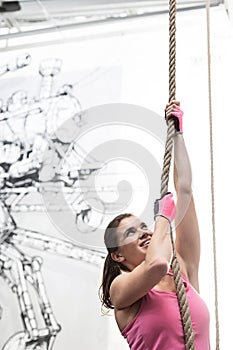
[
  {"left": 174, "top": 133, "right": 192, "bottom": 194},
  {"left": 145, "top": 217, "right": 173, "bottom": 269}
]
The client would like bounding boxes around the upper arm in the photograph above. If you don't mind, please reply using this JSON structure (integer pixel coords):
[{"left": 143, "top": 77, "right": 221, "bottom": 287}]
[
  {"left": 110, "top": 260, "right": 168, "bottom": 310},
  {"left": 175, "top": 193, "right": 200, "bottom": 291}
]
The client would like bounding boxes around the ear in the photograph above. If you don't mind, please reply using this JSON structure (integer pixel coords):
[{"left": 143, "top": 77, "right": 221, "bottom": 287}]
[{"left": 111, "top": 251, "right": 125, "bottom": 263}]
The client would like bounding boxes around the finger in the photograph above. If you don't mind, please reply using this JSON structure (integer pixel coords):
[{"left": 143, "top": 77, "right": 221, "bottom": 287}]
[
  {"left": 165, "top": 106, "right": 182, "bottom": 116},
  {"left": 170, "top": 100, "right": 180, "bottom": 106},
  {"left": 165, "top": 101, "right": 180, "bottom": 110}
]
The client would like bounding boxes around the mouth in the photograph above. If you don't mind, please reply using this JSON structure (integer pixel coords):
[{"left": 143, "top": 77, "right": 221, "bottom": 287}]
[{"left": 140, "top": 239, "right": 151, "bottom": 247}]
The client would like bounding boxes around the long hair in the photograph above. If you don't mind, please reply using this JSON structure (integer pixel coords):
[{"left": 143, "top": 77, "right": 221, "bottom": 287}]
[{"left": 99, "top": 213, "right": 132, "bottom": 312}]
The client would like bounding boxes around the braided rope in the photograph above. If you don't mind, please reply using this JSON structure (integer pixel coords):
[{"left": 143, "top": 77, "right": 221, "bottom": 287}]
[
  {"left": 206, "top": 1, "right": 220, "bottom": 348},
  {"left": 160, "top": 1, "right": 195, "bottom": 348}
]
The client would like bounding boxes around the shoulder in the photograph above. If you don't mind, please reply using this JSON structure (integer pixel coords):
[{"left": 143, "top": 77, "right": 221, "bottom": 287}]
[{"left": 110, "top": 270, "right": 128, "bottom": 297}]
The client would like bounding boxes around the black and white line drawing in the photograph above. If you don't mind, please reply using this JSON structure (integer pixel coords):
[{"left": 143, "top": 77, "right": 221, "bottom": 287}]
[{"left": 0, "top": 54, "right": 108, "bottom": 350}]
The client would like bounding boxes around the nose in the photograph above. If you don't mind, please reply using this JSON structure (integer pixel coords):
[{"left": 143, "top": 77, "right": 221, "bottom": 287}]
[{"left": 138, "top": 231, "right": 150, "bottom": 240}]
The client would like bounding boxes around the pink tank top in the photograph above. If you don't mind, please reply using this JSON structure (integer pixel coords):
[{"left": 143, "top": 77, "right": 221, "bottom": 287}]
[{"left": 121, "top": 271, "right": 210, "bottom": 350}]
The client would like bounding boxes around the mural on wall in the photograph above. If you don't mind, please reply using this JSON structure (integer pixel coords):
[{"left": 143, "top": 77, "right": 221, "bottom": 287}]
[{"left": 0, "top": 53, "right": 110, "bottom": 350}]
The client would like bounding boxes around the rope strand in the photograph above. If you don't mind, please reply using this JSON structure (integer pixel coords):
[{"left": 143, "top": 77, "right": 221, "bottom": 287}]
[
  {"left": 160, "top": 0, "right": 196, "bottom": 348},
  {"left": 206, "top": 1, "right": 220, "bottom": 349}
]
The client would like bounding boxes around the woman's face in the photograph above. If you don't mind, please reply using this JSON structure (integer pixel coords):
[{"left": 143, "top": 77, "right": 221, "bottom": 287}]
[{"left": 115, "top": 215, "right": 153, "bottom": 270}]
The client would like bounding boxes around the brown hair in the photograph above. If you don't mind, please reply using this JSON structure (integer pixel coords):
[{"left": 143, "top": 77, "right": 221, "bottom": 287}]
[{"left": 99, "top": 213, "right": 132, "bottom": 311}]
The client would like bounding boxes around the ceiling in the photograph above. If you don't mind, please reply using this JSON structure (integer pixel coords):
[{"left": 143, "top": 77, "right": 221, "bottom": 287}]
[{"left": 0, "top": 0, "right": 227, "bottom": 48}]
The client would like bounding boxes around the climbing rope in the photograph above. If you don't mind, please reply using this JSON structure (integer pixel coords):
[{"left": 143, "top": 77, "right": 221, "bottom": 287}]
[
  {"left": 206, "top": 1, "right": 220, "bottom": 349},
  {"left": 160, "top": 1, "right": 196, "bottom": 349}
]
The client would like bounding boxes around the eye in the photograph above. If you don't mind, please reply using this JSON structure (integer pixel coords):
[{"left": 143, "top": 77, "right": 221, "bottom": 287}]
[
  {"left": 141, "top": 223, "right": 148, "bottom": 230},
  {"left": 124, "top": 228, "right": 136, "bottom": 238}
]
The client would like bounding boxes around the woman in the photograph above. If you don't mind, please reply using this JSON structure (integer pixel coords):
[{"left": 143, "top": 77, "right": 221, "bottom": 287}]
[{"left": 99, "top": 101, "right": 210, "bottom": 349}]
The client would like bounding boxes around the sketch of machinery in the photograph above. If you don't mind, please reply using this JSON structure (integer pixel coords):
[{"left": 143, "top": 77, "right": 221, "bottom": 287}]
[
  {"left": 0, "top": 53, "right": 107, "bottom": 232},
  {"left": 0, "top": 54, "right": 109, "bottom": 350},
  {"left": 0, "top": 200, "right": 105, "bottom": 350}
]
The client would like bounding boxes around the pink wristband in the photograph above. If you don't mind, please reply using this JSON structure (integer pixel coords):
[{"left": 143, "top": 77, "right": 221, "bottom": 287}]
[{"left": 171, "top": 107, "right": 183, "bottom": 133}]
